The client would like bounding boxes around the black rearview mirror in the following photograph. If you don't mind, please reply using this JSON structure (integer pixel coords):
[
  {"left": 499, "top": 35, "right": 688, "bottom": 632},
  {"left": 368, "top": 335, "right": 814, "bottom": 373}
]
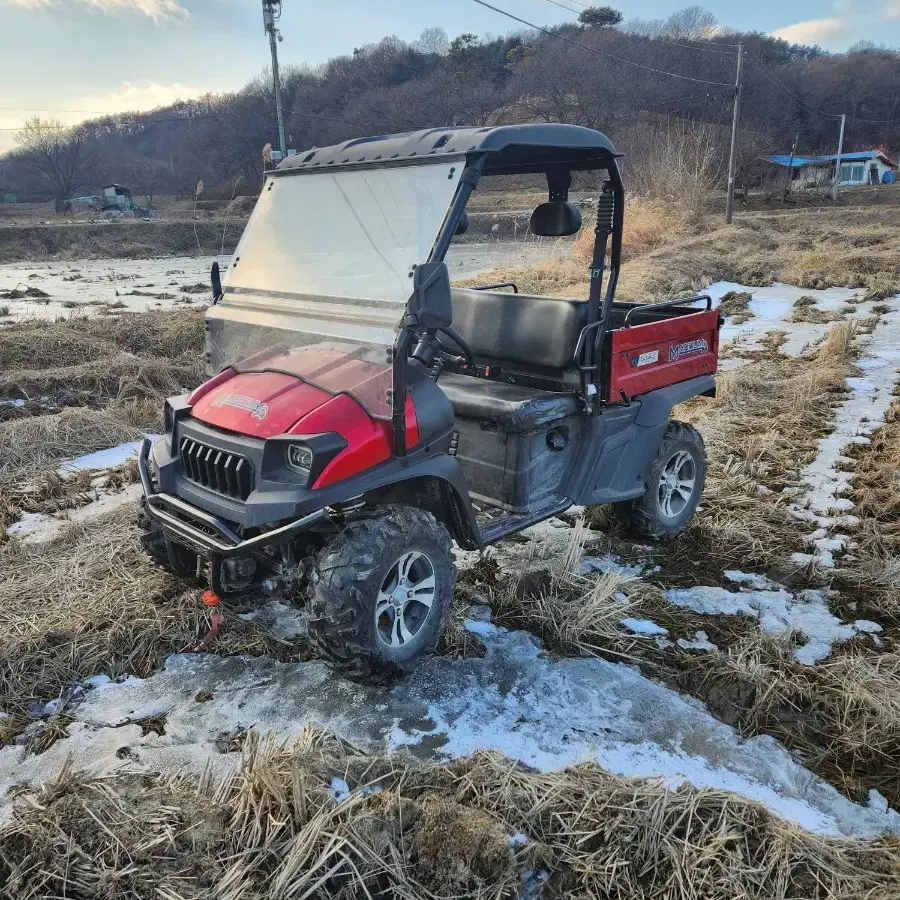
[
  {"left": 530, "top": 201, "right": 583, "bottom": 237},
  {"left": 408, "top": 261, "right": 452, "bottom": 330}
]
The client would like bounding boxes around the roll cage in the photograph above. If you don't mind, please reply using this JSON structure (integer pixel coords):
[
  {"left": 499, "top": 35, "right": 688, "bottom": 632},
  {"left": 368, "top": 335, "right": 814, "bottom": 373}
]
[{"left": 274, "top": 124, "right": 626, "bottom": 458}]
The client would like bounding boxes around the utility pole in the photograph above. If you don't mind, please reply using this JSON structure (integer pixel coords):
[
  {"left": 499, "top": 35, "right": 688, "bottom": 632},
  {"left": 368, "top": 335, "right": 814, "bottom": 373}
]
[
  {"left": 724, "top": 41, "right": 744, "bottom": 225},
  {"left": 831, "top": 114, "right": 846, "bottom": 202},
  {"left": 262, "top": 0, "right": 287, "bottom": 158},
  {"left": 784, "top": 131, "right": 799, "bottom": 199}
]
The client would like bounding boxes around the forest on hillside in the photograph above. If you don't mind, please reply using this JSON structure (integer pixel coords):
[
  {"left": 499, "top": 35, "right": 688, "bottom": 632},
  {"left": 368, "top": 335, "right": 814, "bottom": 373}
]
[{"left": 5, "top": 5, "right": 900, "bottom": 208}]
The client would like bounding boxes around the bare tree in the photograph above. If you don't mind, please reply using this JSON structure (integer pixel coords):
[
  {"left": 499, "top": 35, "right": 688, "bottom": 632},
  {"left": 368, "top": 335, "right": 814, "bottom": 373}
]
[
  {"left": 413, "top": 27, "right": 450, "bottom": 56},
  {"left": 642, "top": 121, "right": 724, "bottom": 225},
  {"left": 125, "top": 156, "right": 168, "bottom": 208},
  {"left": 625, "top": 5, "right": 719, "bottom": 40},
  {"left": 14, "top": 118, "right": 94, "bottom": 212},
  {"left": 665, "top": 6, "right": 719, "bottom": 39}
]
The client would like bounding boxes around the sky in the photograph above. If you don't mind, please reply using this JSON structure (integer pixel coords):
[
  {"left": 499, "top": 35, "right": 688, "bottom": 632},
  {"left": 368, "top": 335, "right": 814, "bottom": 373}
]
[{"left": 1, "top": 0, "right": 898, "bottom": 154}]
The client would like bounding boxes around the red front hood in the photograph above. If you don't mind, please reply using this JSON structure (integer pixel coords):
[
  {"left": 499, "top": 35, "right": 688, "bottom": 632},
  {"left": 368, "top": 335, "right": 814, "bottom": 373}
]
[{"left": 191, "top": 371, "right": 333, "bottom": 438}]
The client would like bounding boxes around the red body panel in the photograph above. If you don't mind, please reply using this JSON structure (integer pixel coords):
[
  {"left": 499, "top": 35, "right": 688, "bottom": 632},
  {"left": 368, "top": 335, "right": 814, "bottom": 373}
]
[
  {"left": 606, "top": 308, "right": 720, "bottom": 400},
  {"left": 295, "top": 393, "right": 419, "bottom": 489},
  {"left": 191, "top": 371, "right": 334, "bottom": 438},
  {"left": 187, "top": 364, "right": 419, "bottom": 488},
  {"left": 186, "top": 367, "right": 237, "bottom": 406}
]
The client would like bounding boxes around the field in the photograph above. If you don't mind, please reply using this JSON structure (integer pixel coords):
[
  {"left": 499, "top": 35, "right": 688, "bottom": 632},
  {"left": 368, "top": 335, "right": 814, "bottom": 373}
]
[{"left": 0, "top": 201, "right": 899, "bottom": 899}]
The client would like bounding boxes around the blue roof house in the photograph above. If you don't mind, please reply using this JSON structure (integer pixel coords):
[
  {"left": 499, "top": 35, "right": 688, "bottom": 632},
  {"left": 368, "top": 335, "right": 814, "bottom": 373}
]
[{"left": 764, "top": 149, "right": 897, "bottom": 190}]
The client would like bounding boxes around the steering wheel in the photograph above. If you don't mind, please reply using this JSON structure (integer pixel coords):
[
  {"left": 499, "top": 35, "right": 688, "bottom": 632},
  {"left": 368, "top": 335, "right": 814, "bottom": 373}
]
[{"left": 435, "top": 326, "right": 476, "bottom": 369}]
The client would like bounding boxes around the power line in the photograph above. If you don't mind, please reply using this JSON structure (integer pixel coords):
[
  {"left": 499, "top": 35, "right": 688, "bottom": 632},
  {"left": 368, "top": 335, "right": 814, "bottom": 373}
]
[
  {"left": 534, "top": 0, "right": 583, "bottom": 14},
  {"left": 748, "top": 57, "right": 900, "bottom": 125},
  {"left": 651, "top": 36, "right": 738, "bottom": 55},
  {"left": 463, "top": 0, "right": 734, "bottom": 86},
  {"left": 529, "top": 0, "right": 737, "bottom": 55},
  {"left": 0, "top": 108, "right": 409, "bottom": 133}
]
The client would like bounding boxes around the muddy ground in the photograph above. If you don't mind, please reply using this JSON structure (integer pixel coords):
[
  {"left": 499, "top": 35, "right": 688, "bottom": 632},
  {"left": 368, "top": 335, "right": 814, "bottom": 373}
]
[{"left": 0, "top": 203, "right": 899, "bottom": 899}]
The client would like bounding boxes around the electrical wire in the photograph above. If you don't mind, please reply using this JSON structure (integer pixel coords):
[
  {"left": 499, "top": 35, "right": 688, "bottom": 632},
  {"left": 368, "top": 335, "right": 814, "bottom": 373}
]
[
  {"left": 0, "top": 108, "right": 404, "bottom": 132},
  {"left": 463, "top": 0, "right": 734, "bottom": 86},
  {"left": 748, "top": 56, "right": 900, "bottom": 125},
  {"left": 650, "top": 36, "right": 738, "bottom": 55},
  {"left": 526, "top": 0, "right": 738, "bottom": 55},
  {"left": 534, "top": 0, "right": 583, "bottom": 14}
]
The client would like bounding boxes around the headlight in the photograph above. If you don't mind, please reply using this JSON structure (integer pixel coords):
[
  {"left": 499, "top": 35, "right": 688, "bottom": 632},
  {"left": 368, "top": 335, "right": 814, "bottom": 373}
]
[{"left": 287, "top": 443, "right": 314, "bottom": 481}]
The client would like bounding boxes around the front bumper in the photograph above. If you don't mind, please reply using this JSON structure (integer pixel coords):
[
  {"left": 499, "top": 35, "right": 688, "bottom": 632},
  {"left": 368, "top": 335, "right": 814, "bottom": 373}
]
[{"left": 139, "top": 438, "right": 328, "bottom": 557}]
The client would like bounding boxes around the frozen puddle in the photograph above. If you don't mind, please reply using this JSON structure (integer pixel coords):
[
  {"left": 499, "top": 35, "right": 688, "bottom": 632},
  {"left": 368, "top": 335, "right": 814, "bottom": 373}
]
[
  {"left": 791, "top": 304, "right": 900, "bottom": 567},
  {"left": 0, "top": 255, "right": 231, "bottom": 321},
  {"left": 1, "top": 622, "right": 897, "bottom": 839},
  {"left": 0, "top": 243, "right": 554, "bottom": 323},
  {"left": 706, "top": 281, "right": 866, "bottom": 357},
  {"left": 667, "top": 573, "right": 881, "bottom": 665}
]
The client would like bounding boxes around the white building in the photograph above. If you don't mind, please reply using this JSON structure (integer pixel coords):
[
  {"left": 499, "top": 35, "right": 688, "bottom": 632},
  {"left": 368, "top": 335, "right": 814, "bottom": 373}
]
[{"left": 764, "top": 149, "right": 898, "bottom": 190}]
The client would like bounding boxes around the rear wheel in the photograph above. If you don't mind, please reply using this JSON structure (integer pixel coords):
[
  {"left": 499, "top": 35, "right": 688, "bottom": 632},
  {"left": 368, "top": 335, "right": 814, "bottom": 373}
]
[
  {"left": 308, "top": 504, "right": 455, "bottom": 684},
  {"left": 614, "top": 420, "right": 707, "bottom": 541}
]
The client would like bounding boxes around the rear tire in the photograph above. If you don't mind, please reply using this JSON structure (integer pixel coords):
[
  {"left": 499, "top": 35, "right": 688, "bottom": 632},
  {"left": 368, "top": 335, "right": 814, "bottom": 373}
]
[
  {"left": 308, "top": 504, "right": 455, "bottom": 684},
  {"left": 614, "top": 420, "right": 707, "bottom": 541}
]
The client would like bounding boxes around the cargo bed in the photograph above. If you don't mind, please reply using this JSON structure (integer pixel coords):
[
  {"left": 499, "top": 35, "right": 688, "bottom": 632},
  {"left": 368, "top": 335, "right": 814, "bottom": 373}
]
[{"left": 602, "top": 296, "right": 721, "bottom": 401}]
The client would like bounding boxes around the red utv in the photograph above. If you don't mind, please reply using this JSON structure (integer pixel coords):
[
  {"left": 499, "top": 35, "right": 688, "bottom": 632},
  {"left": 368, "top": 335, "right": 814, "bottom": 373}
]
[{"left": 139, "top": 125, "right": 720, "bottom": 681}]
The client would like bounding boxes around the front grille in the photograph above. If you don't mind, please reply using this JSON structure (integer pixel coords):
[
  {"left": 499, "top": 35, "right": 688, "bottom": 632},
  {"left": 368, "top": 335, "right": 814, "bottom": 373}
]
[{"left": 180, "top": 438, "right": 254, "bottom": 500}]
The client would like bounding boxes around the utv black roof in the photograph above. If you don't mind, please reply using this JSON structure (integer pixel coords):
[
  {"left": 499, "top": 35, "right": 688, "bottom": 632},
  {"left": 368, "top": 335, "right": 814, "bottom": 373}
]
[{"left": 278, "top": 124, "right": 619, "bottom": 176}]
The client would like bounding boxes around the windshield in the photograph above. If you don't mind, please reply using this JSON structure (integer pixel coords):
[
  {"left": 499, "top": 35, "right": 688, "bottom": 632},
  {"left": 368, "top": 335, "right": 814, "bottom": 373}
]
[
  {"left": 210, "top": 159, "right": 465, "bottom": 421},
  {"left": 226, "top": 159, "right": 465, "bottom": 304}
]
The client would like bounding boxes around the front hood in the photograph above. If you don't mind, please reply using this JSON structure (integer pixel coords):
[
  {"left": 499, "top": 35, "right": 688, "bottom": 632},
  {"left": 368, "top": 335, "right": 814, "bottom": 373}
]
[{"left": 190, "top": 371, "right": 332, "bottom": 438}]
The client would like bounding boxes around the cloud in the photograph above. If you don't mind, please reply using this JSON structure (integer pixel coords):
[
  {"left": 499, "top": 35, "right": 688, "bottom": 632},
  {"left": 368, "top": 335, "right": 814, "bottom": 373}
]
[
  {"left": 884, "top": 0, "right": 900, "bottom": 19},
  {"left": 0, "top": 81, "right": 206, "bottom": 155},
  {"left": 3, "top": 0, "right": 187, "bottom": 21},
  {"left": 771, "top": 17, "right": 849, "bottom": 45},
  {"left": 77, "top": 81, "right": 206, "bottom": 113}
]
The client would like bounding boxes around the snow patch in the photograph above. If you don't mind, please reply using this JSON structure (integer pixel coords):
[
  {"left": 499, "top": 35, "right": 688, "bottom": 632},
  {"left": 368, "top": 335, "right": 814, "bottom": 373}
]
[
  {"left": 620, "top": 618, "right": 668, "bottom": 637},
  {"left": 790, "top": 305, "right": 900, "bottom": 566},
  {"left": 666, "top": 584, "right": 879, "bottom": 664},
  {"left": 677, "top": 631, "right": 718, "bottom": 652},
  {"left": 580, "top": 554, "right": 645, "bottom": 577},
  {"left": 4, "top": 627, "right": 897, "bottom": 838},
  {"left": 5, "top": 484, "right": 143, "bottom": 546},
  {"left": 58, "top": 441, "right": 146, "bottom": 475},
  {"left": 707, "top": 281, "right": 865, "bottom": 358}
]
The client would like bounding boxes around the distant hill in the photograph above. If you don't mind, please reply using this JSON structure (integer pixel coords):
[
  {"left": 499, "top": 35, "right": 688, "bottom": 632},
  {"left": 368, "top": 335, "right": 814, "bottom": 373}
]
[{"left": 4, "top": 9, "right": 900, "bottom": 206}]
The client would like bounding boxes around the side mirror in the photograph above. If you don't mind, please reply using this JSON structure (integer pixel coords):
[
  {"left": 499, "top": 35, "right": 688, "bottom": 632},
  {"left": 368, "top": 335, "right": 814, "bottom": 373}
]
[
  {"left": 211, "top": 261, "right": 223, "bottom": 304},
  {"left": 407, "top": 261, "right": 452, "bottom": 330},
  {"left": 530, "top": 201, "right": 583, "bottom": 237},
  {"left": 455, "top": 210, "right": 470, "bottom": 236}
]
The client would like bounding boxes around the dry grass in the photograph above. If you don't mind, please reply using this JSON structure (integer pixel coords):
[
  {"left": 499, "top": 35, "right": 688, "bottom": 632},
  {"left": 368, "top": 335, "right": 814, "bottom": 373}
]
[
  {"left": 0, "top": 507, "right": 311, "bottom": 731},
  {"left": 0, "top": 408, "right": 144, "bottom": 487},
  {"left": 2, "top": 728, "right": 897, "bottom": 900},
  {"left": 681, "top": 637, "right": 900, "bottom": 806},
  {"left": 465, "top": 207, "right": 900, "bottom": 305},
  {"left": 0, "top": 311, "right": 205, "bottom": 415},
  {"left": 844, "top": 400, "right": 900, "bottom": 582},
  {"left": 638, "top": 327, "right": 858, "bottom": 584}
]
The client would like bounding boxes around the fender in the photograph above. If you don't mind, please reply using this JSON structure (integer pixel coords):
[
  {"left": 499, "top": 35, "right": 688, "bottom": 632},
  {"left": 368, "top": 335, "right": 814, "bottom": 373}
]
[
  {"left": 634, "top": 375, "right": 716, "bottom": 427},
  {"left": 290, "top": 447, "right": 481, "bottom": 550}
]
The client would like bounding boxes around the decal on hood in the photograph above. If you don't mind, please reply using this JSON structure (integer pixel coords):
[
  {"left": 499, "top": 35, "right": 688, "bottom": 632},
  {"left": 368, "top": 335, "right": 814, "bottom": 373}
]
[{"left": 212, "top": 392, "right": 270, "bottom": 421}]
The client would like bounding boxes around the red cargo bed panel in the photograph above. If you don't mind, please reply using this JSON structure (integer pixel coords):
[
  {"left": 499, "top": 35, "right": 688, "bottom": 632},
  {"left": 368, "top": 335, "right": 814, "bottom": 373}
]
[{"left": 605, "top": 307, "right": 720, "bottom": 400}]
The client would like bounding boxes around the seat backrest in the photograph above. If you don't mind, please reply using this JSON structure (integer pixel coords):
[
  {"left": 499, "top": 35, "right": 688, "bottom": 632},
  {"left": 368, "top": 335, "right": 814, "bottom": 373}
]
[{"left": 451, "top": 288, "right": 587, "bottom": 372}]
